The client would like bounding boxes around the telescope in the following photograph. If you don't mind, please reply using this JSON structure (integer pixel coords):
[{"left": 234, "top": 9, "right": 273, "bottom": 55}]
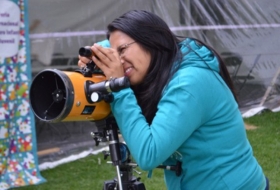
[
  {"left": 30, "top": 67, "right": 129, "bottom": 123},
  {"left": 29, "top": 49, "right": 148, "bottom": 190},
  {"left": 30, "top": 47, "right": 181, "bottom": 190}
]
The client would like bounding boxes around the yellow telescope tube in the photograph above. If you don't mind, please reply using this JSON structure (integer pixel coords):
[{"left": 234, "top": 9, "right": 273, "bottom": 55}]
[{"left": 30, "top": 69, "right": 111, "bottom": 122}]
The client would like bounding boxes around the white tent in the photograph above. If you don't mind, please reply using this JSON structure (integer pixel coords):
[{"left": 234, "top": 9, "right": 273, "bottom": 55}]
[{"left": 27, "top": 0, "right": 280, "bottom": 166}]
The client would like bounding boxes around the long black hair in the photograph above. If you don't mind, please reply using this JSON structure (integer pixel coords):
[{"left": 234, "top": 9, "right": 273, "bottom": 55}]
[{"left": 106, "top": 10, "right": 237, "bottom": 124}]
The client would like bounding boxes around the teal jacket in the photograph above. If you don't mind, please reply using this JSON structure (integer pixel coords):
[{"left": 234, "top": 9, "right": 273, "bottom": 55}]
[{"left": 99, "top": 39, "right": 266, "bottom": 189}]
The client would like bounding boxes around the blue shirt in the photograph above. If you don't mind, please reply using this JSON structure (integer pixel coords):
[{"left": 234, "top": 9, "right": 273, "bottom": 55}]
[{"left": 99, "top": 39, "right": 266, "bottom": 189}]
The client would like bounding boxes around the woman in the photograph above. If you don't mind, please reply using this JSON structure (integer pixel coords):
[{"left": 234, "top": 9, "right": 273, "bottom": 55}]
[{"left": 78, "top": 10, "right": 268, "bottom": 190}]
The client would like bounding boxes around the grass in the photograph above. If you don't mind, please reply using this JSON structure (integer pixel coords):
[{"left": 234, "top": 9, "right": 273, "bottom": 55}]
[
  {"left": 14, "top": 154, "right": 166, "bottom": 190},
  {"left": 244, "top": 110, "right": 280, "bottom": 190},
  {"left": 14, "top": 110, "right": 280, "bottom": 190}
]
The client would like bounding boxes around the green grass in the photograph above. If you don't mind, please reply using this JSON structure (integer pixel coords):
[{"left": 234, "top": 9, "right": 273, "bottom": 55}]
[
  {"left": 15, "top": 111, "right": 280, "bottom": 190},
  {"left": 244, "top": 110, "right": 280, "bottom": 190},
  {"left": 14, "top": 154, "right": 166, "bottom": 190}
]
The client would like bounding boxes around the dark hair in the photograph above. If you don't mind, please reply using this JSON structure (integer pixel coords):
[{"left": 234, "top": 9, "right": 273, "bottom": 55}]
[{"left": 106, "top": 10, "right": 237, "bottom": 124}]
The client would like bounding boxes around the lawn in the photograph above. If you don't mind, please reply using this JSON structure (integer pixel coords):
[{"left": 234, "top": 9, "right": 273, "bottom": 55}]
[
  {"left": 14, "top": 154, "right": 166, "bottom": 190},
  {"left": 244, "top": 110, "right": 280, "bottom": 190},
  {"left": 15, "top": 110, "right": 280, "bottom": 190}
]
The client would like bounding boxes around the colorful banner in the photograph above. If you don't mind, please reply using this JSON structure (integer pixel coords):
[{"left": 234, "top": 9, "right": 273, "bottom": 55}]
[{"left": 0, "top": 0, "right": 45, "bottom": 189}]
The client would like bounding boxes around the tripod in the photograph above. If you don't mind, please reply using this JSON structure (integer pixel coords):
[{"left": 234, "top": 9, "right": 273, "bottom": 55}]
[
  {"left": 29, "top": 63, "right": 182, "bottom": 189},
  {"left": 92, "top": 117, "right": 146, "bottom": 190}
]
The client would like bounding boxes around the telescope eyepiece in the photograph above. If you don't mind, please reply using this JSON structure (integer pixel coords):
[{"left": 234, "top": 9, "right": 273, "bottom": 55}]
[
  {"left": 108, "top": 77, "right": 130, "bottom": 92},
  {"left": 79, "top": 46, "right": 93, "bottom": 58}
]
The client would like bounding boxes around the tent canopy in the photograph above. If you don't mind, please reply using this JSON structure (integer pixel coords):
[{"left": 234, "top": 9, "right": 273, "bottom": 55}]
[{"left": 27, "top": 0, "right": 280, "bottom": 166}]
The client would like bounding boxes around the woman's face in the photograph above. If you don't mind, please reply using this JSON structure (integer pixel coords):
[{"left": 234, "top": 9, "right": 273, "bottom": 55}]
[{"left": 109, "top": 30, "right": 151, "bottom": 85}]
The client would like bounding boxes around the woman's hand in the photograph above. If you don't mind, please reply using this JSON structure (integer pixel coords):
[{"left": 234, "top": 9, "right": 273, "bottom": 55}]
[{"left": 78, "top": 43, "right": 124, "bottom": 79}]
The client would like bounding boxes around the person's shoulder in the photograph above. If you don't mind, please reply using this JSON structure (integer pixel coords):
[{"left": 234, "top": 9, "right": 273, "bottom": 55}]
[{"left": 166, "top": 66, "right": 201, "bottom": 92}]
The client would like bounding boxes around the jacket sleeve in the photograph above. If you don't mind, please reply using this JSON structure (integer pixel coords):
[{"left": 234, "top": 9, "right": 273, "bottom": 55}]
[{"left": 110, "top": 74, "right": 204, "bottom": 171}]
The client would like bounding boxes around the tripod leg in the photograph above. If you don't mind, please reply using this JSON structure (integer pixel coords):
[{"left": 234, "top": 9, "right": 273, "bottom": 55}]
[{"left": 115, "top": 165, "right": 123, "bottom": 189}]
